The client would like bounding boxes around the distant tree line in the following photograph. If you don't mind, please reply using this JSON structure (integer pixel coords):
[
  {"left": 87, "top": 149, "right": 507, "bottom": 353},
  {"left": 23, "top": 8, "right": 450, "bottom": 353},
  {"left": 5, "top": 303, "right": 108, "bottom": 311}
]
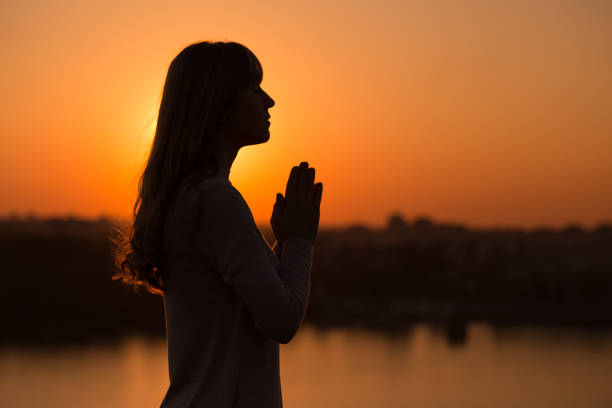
[{"left": 0, "top": 214, "right": 610, "bottom": 345}]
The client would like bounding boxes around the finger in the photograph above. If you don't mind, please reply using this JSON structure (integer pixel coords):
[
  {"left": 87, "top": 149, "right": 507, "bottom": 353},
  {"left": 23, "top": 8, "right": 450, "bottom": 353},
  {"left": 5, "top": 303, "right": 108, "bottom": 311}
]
[
  {"left": 285, "top": 166, "right": 299, "bottom": 205},
  {"left": 314, "top": 182, "right": 323, "bottom": 210},
  {"left": 298, "top": 161, "right": 309, "bottom": 202},
  {"left": 306, "top": 167, "right": 315, "bottom": 204},
  {"left": 295, "top": 164, "right": 306, "bottom": 203}
]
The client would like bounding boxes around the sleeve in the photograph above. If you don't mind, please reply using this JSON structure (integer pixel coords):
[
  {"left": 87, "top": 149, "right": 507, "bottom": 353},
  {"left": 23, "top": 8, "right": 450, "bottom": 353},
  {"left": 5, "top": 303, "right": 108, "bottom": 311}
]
[{"left": 192, "top": 181, "right": 313, "bottom": 344}]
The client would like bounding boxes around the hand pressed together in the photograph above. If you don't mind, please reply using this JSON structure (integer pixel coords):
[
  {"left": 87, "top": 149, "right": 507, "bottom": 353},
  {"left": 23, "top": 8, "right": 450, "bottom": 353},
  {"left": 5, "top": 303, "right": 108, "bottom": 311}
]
[{"left": 270, "top": 161, "right": 323, "bottom": 247}]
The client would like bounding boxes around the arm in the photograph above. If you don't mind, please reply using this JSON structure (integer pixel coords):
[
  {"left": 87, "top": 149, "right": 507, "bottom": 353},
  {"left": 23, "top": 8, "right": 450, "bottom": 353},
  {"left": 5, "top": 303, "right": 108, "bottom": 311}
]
[{"left": 193, "top": 181, "right": 312, "bottom": 344}]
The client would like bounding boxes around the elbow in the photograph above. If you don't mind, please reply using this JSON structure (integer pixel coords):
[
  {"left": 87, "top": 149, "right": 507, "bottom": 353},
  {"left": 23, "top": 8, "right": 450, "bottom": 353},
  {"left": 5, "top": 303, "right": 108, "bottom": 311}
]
[
  {"left": 275, "top": 298, "right": 307, "bottom": 343},
  {"left": 253, "top": 313, "right": 301, "bottom": 344},
  {"left": 274, "top": 323, "right": 299, "bottom": 344},
  {"left": 255, "top": 292, "right": 307, "bottom": 344},
  {"left": 267, "top": 308, "right": 304, "bottom": 344}
]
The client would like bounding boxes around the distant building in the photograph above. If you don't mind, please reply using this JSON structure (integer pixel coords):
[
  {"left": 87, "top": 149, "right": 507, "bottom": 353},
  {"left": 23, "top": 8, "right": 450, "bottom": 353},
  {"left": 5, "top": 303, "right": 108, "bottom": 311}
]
[
  {"left": 387, "top": 212, "right": 408, "bottom": 232},
  {"left": 413, "top": 215, "right": 434, "bottom": 229}
]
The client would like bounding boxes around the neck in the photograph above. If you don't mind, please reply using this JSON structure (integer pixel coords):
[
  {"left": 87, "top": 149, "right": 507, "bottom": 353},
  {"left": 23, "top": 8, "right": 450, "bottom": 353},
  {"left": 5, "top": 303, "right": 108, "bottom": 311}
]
[{"left": 213, "top": 137, "right": 240, "bottom": 181}]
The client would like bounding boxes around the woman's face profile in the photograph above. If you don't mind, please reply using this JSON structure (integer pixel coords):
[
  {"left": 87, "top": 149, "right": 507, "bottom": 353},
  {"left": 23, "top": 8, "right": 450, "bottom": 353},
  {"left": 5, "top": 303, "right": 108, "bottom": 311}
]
[{"left": 222, "top": 80, "right": 275, "bottom": 148}]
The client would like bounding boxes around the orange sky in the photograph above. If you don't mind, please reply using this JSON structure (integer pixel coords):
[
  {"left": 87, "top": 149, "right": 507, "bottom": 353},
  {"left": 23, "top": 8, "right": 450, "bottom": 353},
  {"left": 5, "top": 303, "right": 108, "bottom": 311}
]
[{"left": 1, "top": 1, "right": 611, "bottom": 229}]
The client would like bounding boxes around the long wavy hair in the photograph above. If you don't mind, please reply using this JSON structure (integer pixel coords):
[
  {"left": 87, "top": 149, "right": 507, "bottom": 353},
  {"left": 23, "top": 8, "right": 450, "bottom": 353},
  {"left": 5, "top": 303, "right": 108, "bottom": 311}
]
[{"left": 111, "top": 41, "right": 263, "bottom": 295}]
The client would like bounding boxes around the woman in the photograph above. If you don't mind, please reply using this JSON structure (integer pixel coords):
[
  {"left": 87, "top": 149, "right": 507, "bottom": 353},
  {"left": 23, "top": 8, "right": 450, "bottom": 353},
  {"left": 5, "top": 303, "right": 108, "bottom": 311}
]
[{"left": 113, "top": 41, "right": 323, "bottom": 407}]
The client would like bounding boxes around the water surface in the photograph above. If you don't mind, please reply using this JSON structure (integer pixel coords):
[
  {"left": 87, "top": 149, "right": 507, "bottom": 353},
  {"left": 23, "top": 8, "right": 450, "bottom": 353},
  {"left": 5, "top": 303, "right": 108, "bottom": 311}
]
[{"left": 1, "top": 323, "right": 611, "bottom": 407}]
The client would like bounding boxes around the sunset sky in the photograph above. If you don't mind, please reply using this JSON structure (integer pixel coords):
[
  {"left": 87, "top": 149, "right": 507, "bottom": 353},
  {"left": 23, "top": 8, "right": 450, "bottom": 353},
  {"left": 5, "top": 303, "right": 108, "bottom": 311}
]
[{"left": 1, "top": 1, "right": 610, "bottom": 229}]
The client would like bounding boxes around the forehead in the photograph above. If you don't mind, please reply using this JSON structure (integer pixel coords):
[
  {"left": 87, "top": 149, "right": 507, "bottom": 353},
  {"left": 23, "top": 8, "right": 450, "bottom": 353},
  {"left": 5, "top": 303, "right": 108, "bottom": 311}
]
[{"left": 246, "top": 51, "right": 263, "bottom": 84}]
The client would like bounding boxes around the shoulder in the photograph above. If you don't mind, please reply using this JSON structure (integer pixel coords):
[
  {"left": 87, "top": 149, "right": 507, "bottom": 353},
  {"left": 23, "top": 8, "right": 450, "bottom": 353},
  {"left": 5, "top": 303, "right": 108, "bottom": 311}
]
[
  {"left": 190, "top": 177, "right": 253, "bottom": 220},
  {"left": 175, "top": 175, "right": 234, "bottom": 203},
  {"left": 169, "top": 176, "right": 245, "bottom": 221},
  {"left": 166, "top": 176, "right": 255, "bottom": 244},
  {"left": 194, "top": 177, "right": 242, "bottom": 204}
]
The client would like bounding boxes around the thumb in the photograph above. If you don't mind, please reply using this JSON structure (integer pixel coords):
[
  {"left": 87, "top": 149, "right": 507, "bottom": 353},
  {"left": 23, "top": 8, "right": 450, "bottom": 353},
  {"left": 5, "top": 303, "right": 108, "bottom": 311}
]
[
  {"left": 272, "top": 194, "right": 280, "bottom": 216},
  {"left": 273, "top": 193, "right": 284, "bottom": 215},
  {"left": 278, "top": 194, "right": 286, "bottom": 210}
]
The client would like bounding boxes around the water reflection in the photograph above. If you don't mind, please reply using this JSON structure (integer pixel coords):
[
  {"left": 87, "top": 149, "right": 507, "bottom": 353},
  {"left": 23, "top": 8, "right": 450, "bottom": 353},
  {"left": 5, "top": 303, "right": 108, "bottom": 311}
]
[{"left": 1, "top": 324, "right": 611, "bottom": 408}]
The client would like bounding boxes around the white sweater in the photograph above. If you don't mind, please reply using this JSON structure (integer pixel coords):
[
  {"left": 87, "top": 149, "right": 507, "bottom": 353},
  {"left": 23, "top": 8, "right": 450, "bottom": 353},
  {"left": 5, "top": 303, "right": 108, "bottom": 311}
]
[{"left": 160, "top": 174, "right": 313, "bottom": 408}]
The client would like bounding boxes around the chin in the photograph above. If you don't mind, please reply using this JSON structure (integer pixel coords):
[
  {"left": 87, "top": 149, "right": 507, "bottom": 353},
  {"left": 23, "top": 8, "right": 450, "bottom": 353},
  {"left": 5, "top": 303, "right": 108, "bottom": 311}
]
[
  {"left": 244, "top": 132, "right": 270, "bottom": 147},
  {"left": 258, "top": 129, "right": 271, "bottom": 142},
  {"left": 257, "top": 135, "right": 270, "bottom": 145}
]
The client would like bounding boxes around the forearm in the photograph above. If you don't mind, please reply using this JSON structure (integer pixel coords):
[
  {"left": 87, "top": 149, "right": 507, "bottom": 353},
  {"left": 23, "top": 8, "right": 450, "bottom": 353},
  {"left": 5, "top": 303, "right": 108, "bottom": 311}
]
[
  {"left": 248, "top": 237, "right": 312, "bottom": 344},
  {"left": 275, "top": 237, "right": 313, "bottom": 342}
]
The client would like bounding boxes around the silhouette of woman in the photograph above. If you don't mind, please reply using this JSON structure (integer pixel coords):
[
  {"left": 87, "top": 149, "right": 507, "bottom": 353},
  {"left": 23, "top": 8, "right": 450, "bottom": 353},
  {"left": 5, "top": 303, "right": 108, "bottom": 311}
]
[{"left": 112, "top": 41, "right": 323, "bottom": 407}]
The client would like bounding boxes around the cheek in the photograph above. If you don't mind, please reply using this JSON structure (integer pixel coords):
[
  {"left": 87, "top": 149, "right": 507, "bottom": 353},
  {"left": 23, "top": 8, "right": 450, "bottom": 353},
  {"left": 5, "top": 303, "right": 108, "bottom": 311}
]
[
  {"left": 228, "top": 115, "right": 263, "bottom": 141},
  {"left": 229, "top": 100, "right": 258, "bottom": 122}
]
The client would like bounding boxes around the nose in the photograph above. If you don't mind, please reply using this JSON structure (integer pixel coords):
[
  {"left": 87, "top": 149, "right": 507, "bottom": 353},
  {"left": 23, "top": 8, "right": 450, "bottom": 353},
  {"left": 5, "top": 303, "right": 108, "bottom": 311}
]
[{"left": 263, "top": 90, "right": 275, "bottom": 108}]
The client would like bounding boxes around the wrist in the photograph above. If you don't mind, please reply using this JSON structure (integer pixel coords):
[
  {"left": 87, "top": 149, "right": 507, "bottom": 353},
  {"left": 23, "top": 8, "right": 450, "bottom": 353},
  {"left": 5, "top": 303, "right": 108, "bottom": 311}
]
[{"left": 273, "top": 240, "right": 283, "bottom": 257}]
